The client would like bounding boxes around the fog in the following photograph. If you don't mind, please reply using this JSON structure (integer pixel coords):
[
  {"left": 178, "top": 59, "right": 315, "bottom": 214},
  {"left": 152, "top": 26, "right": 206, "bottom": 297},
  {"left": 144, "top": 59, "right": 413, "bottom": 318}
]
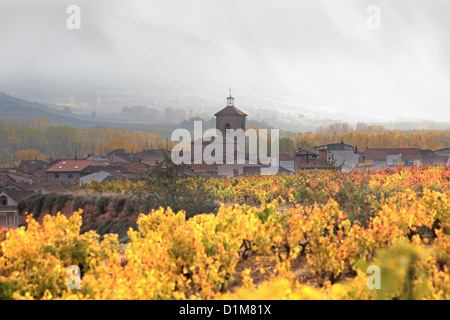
[{"left": 1, "top": 0, "right": 449, "bottom": 123}]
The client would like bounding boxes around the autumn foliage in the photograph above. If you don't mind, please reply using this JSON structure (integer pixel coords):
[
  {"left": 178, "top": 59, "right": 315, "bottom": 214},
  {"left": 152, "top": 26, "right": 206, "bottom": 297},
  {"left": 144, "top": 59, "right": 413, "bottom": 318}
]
[{"left": 1, "top": 166, "right": 450, "bottom": 299}]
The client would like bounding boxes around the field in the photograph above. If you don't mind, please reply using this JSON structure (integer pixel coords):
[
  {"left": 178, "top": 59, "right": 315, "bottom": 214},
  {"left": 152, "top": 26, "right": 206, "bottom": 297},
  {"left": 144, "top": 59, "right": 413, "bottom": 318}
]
[{"left": 1, "top": 166, "right": 450, "bottom": 300}]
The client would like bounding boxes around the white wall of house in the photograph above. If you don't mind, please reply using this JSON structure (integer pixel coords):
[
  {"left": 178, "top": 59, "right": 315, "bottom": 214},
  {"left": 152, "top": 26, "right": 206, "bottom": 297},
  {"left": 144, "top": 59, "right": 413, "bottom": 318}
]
[
  {"left": 328, "top": 150, "right": 361, "bottom": 169},
  {"left": 386, "top": 154, "right": 401, "bottom": 166},
  {"left": 280, "top": 160, "right": 294, "bottom": 172}
]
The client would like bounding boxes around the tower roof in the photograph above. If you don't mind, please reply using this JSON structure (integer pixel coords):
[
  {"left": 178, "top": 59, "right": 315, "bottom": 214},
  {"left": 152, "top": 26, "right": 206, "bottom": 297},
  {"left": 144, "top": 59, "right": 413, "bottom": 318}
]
[{"left": 214, "top": 105, "right": 247, "bottom": 117}]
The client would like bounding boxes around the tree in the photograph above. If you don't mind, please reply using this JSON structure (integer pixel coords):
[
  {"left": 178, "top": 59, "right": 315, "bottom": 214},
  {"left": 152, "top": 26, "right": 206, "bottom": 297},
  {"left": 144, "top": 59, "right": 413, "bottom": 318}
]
[
  {"left": 143, "top": 154, "right": 218, "bottom": 218},
  {"left": 103, "top": 138, "right": 140, "bottom": 153},
  {"left": 15, "top": 149, "right": 46, "bottom": 161}
]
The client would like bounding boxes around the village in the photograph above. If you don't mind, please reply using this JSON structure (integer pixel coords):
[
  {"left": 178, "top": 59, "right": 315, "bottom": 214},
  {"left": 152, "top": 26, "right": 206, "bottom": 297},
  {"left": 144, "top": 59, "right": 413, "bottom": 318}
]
[{"left": 1, "top": 94, "right": 450, "bottom": 229}]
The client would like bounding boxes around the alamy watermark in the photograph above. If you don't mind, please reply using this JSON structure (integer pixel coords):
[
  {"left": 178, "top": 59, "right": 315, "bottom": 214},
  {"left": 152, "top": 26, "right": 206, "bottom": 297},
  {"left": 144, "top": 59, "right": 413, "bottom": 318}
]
[
  {"left": 366, "top": 265, "right": 381, "bottom": 289},
  {"left": 171, "top": 121, "right": 279, "bottom": 174},
  {"left": 66, "top": 5, "right": 81, "bottom": 30},
  {"left": 367, "top": 5, "right": 381, "bottom": 30},
  {"left": 67, "top": 265, "right": 81, "bottom": 289}
]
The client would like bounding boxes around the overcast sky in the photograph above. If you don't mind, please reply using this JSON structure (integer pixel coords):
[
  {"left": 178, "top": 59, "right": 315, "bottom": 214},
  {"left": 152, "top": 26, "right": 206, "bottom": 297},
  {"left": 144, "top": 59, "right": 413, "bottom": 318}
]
[{"left": 0, "top": 0, "right": 449, "bottom": 122}]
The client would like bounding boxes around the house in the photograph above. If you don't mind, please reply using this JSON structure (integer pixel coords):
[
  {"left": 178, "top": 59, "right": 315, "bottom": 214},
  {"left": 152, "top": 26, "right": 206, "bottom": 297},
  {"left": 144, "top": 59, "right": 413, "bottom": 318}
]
[
  {"left": 135, "top": 149, "right": 168, "bottom": 162},
  {"left": 80, "top": 171, "right": 112, "bottom": 184},
  {"left": 0, "top": 190, "right": 35, "bottom": 229},
  {"left": 28, "top": 182, "right": 72, "bottom": 194},
  {"left": 433, "top": 148, "right": 450, "bottom": 157},
  {"left": 420, "top": 149, "right": 450, "bottom": 166},
  {"left": 7, "top": 172, "right": 33, "bottom": 184},
  {"left": 106, "top": 149, "right": 126, "bottom": 162},
  {"left": 0, "top": 174, "right": 15, "bottom": 191},
  {"left": 0, "top": 170, "right": 43, "bottom": 192},
  {"left": 107, "top": 152, "right": 142, "bottom": 163},
  {"left": 119, "top": 161, "right": 151, "bottom": 179},
  {"left": 217, "top": 160, "right": 269, "bottom": 178},
  {"left": 313, "top": 142, "right": 362, "bottom": 171},
  {"left": 421, "top": 155, "right": 450, "bottom": 166},
  {"left": 46, "top": 160, "right": 95, "bottom": 183},
  {"left": 17, "top": 159, "right": 48, "bottom": 175},
  {"left": 419, "top": 150, "right": 436, "bottom": 157},
  {"left": 295, "top": 149, "right": 332, "bottom": 171},
  {"left": 86, "top": 155, "right": 109, "bottom": 162},
  {"left": 189, "top": 155, "right": 268, "bottom": 178},
  {"left": 314, "top": 142, "right": 356, "bottom": 152},
  {"left": 0, "top": 181, "right": 31, "bottom": 192},
  {"left": 279, "top": 153, "right": 295, "bottom": 173},
  {"left": 189, "top": 163, "right": 219, "bottom": 178},
  {"left": 364, "top": 148, "right": 421, "bottom": 167}
]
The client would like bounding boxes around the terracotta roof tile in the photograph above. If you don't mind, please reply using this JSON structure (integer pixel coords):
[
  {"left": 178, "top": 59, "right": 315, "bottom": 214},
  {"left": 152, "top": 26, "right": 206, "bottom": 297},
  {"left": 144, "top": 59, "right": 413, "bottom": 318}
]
[
  {"left": 214, "top": 106, "right": 247, "bottom": 117},
  {"left": 365, "top": 148, "right": 421, "bottom": 160},
  {"left": 279, "top": 153, "right": 295, "bottom": 161},
  {"left": 1, "top": 190, "right": 35, "bottom": 203},
  {"left": 421, "top": 155, "right": 449, "bottom": 166},
  {"left": 46, "top": 160, "right": 94, "bottom": 172}
]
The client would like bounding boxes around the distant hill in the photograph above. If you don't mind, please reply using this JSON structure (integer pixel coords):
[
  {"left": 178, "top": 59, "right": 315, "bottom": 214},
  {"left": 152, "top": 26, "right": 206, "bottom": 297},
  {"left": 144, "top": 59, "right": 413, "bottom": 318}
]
[
  {"left": 0, "top": 92, "right": 101, "bottom": 128},
  {"left": 0, "top": 92, "right": 180, "bottom": 133}
]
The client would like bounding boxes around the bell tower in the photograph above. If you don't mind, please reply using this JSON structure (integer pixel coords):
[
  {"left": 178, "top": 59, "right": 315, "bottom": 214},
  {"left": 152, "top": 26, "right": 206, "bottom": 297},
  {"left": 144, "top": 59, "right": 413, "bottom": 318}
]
[
  {"left": 227, "top": 94, "right": 234, "bottom": 107},
  {"left": 215, "top": 90, "right": 247, "bottom": 136}
]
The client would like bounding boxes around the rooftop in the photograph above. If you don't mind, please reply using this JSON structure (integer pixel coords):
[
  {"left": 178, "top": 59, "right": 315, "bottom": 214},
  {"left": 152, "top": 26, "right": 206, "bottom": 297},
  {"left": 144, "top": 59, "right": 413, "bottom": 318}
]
[
  {"left": 214, "top": 106, "right": 247, "bottom": 117},
  {"left": 0, "top": 190, "right": 35, "bottom": 203},
  {"left": 365, "top": 148, "right": 421, "bottom": 160},
  {"left": 46, "top": 160, "right": 94, "bottom": 172}
]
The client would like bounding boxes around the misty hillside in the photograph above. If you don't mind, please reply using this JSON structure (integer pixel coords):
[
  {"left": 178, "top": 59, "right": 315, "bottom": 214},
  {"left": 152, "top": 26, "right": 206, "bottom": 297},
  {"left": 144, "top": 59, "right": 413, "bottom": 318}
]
[
  {"left": 0, "top": 92, "right": 184, "bottom": 133},
  {"left": 0, "top": 2, "right": 242, "bottom": 107},
  {"left": 0, "top": 1, "right": 321, "bottom": 122},
  {"left": 0, "top": 92, "right": 102, "bottom": 128}
]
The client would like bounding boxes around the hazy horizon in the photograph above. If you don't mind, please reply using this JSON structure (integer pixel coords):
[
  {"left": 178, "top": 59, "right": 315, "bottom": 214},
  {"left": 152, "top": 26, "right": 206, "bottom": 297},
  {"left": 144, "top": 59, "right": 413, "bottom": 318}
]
[{"left": 1, "top": 0, "right": 449, "bottom": 124}]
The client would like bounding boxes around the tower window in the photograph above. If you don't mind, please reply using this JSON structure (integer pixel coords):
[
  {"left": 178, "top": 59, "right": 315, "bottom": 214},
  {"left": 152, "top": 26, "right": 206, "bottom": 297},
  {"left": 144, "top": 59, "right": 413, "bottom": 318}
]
[
  {"left": 225, "top": 123, "right": 231, "bottom": 130},
  {"left": 1, "top": 196, "right": 7, "bottom": 206}
]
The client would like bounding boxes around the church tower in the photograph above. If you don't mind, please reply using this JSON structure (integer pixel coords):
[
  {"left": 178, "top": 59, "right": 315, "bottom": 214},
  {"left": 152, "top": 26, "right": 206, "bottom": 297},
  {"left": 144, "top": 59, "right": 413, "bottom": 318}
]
[{"left": 215, "top": 91, "right": 247, "bottom": 136}]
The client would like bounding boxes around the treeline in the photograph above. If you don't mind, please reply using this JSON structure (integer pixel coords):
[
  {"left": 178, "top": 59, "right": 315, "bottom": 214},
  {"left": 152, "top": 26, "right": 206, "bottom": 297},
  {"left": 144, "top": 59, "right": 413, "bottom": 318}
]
[
  {"left": 1, "top": 117, "right": 450, "bottom": 166},
  {"left": 0, "top": 117, "right": 173, "bottom": 166},
  {"left": 280, "top": 122, "right": 450, "bottom": 152}
]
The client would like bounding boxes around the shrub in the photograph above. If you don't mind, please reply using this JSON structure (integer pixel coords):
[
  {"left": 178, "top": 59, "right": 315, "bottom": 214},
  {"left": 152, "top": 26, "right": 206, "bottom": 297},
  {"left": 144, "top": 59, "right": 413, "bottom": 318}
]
[
  {"left": 112, "top": 195, "right": 126, "bottom": 213},
  {"left": 43, "top": 193, "right": 58, "bottom": 212},
  {"left": 56, "top": 194, "right": 73, "bottom": 212},
  {"left": 95, "top": 196, "right": 110, "bottom": 215},
  {"left": 0, "top": 211, "right": 119, "bottom": 299},
  {"left": 72, "top": 194, "right": 95, "bottom": 212},
  {"left": 18, "top": 194, "right": 46, "bottom": 219}
]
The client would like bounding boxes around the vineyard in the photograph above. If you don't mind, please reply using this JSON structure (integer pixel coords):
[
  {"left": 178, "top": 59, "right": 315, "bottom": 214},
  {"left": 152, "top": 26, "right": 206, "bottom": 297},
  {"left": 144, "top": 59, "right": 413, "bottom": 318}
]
[{"left": 1, "top": 166, "right": 450, "bottom": 299}]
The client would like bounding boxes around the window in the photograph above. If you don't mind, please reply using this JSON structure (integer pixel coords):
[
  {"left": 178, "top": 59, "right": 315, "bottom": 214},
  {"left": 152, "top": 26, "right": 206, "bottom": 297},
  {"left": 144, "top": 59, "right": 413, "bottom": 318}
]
[
  {"left": 14, "top": 215, "right": 19, "bottom": 226},
  {"left": 1, "top": 196, "right": 7, "bottom": 206},
  {"left": 68, "top": 173, "right": 73, "bottom": 179},
  {"left": 225, "top": 123, "right": 231, "bottom": 131},
  {"left": 391, "top": 159, "right": 398, "bottom": 165},
  {"left": 0, "top": 215, "right": 6, "bottom": 227},
  {"left": 405, "top": 160, "right": 414, "bottom": 166},
  {"left": 55, "top": 173, "right": 60, "bottom": 179},
  {"left": 374, "top": 160, "right": 383, "bottom": 166}
]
